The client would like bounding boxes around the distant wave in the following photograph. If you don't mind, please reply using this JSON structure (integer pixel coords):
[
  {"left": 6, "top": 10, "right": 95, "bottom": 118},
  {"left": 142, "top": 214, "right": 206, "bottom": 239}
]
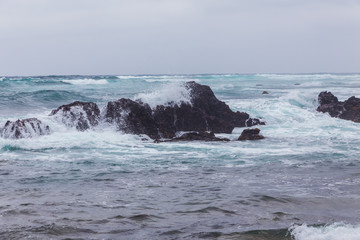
[
  {"left": 255, "top": 73, "right": 360, "bottom": 80},
  {"left": 117, "top": 75, "right": 193, "bottom": 83},
  {"left": 61, "top": 79, "right": 108, "bottom": 85}
]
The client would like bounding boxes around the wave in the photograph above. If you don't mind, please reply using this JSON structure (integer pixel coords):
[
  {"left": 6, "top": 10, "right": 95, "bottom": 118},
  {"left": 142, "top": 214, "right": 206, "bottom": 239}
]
[
  {"left": 290, "top": 223, "right": 360, "bottom": 240},
  {"left": 255, "top": 73, "right": 360, "bottom": 81},
  {"left": 61, "top": 79, "right": 109, "bottom": 85},
  {"left": 116, "top": 75, "right": 196, "bottom": 83},
  {"left": 134, "top": 82, "right": 192, "bottom": 108}
]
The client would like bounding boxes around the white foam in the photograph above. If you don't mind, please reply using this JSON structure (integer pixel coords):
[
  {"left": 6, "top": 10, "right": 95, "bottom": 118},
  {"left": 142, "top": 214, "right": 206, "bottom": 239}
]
[
  {"left": 62, "top": 79, "right": 108, "bottom": 85},
  {"left": 134, "top": 82, "right": 192, "bottom": 109},
  {"left": 290, "top": 223, "right": 360, "bottom": 240},
  {"left": 255, "top": 73, "right": 360, "bottom": 81},
  {"left": 116, "top": 75, "right": 144, "bottom": 79}
]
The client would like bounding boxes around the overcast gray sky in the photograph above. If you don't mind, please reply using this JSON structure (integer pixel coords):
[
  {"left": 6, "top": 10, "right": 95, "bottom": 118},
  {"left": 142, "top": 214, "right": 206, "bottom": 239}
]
[{"left": 0, "top": 0, "right": 359, "bottom": 75}]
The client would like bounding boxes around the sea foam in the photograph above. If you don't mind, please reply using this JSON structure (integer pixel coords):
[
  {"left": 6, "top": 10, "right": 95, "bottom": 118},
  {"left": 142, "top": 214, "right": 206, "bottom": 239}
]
[
  {"left": 62, "top": 78, "right": 108, "bottom": 85},
  {"left": 134, "top": 82, "right": 192, "bottom": 109},
  {"left": 290, "top": 223, "right": 360, "bottom": 240}
]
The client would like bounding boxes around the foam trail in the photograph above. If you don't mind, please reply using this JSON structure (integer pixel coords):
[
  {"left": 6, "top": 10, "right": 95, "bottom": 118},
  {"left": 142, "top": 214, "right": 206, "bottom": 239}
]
[
  {"left": 62, "top": 79, "right": 108, "bottom": 85},
  {"left": 290, "top": 223, "right": 360, "bottom": 240},
  {"left": 134, "top": 82, "right": 192, "bottom": 108}
]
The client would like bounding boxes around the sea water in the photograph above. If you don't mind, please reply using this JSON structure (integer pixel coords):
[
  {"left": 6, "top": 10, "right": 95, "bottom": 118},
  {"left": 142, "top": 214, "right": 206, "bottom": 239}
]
[{"left": 1, "top": 74, "right": 360, "bottom": 239}]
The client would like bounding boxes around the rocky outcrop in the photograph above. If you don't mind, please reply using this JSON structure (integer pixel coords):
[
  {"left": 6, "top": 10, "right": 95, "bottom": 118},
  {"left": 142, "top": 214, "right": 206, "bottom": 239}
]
[
  {"left": 155, "top": 131, "right": 230, "bottom": 143},
  {"left": 1, "top": 118, "right": 50, "bottom": 139},
  {"left": 237, "top": 128, "right": 264, "bottom": 141},
  {"left": 103, "top": 81, "right": 264, "bottom": 139},
  {"left": 105, "top": 98, "right": 160, "bottom": 139},
  {"left": 317, "top": 91, "right": 360, "bottom": 122},
  {"left": 46, "top": 82, "right": 264, "bottom": 140},
  {"left": 50, "top": 101, "right": 100, "bottom": 131},
  {"left": 152, "top": 81, "right": 264, "bottom": 138}
]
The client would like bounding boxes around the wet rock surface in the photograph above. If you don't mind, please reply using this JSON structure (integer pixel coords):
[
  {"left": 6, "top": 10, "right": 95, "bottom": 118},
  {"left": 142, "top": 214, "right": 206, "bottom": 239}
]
[
  {"left": 317, "top": 91, "right": 360, "bottom": 122},
  {"left": 105, "top": 98, "right": 160, "bottom": 139},
  {"left": 1, "top": 118, "right": 50, "bottom": 139},
  {"left": 50, "top": 101, "right": 100, "bottom": 131},
  {"left": 104, "top": 81, "right": 264, "bottom": 139},
  {"left": 2, "top": 82, "right": 265, "bottom": 140},
  {"left": 152, "top": 81, "right": 264, "bottom": 138},
  {"left": 155, "top": 131, "right": 230, "bottom": 143},
  {"left": 237, "top": 128, "right": 264, "bottom": 141}
]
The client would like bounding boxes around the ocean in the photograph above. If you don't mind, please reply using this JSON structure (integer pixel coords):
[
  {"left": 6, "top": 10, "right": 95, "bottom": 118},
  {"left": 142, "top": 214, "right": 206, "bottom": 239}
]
[{"left": 1, "top": 74, "right": 360, "bottom": 239}]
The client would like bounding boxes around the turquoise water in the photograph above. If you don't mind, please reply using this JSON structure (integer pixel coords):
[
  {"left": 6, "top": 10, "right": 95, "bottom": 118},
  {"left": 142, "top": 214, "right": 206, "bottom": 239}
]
[{"left": 1, "top": 74, "right": 360, "bottom": 239}]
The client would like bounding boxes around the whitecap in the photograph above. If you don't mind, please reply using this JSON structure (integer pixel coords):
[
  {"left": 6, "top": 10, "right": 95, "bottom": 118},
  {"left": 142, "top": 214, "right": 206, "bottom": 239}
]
[
  {"left": 61, "top": 79, "right": 108, "bottom": 85},
  {"left": 255, "top": 73, "right": 360, "bottom": 81},
  {"left": 290, "top": 222, "right": 360, "bottom": 240}
]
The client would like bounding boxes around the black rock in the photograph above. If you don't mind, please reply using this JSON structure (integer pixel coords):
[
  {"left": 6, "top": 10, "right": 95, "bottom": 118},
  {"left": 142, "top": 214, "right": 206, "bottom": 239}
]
[
  {"left": 317, "top": 92, "right": 360, "bottom": 122},
  {"left": 103, "top": 82, "right": 264, "bottom": 139},
  {"left": 155, "top": 131, "right": 230, "bottom": 143},
  {"left": 318, "top": 91, "right": 338, "bottom": 105},
  {"left": 262, "top": 91, "right": 269, "bottom": 94},
  {"left": 152, "top": 81, "right": 265, "bottom": 138},
  {"left": 1, "top": 118, "right": 50, "bottom": 139},
  {"left": 105, "top": 98, "right": 160, "bottom": 139},
  {"left": 237, "top": 128, "right": 264, "bottom": 141},
  {"left": 50, "top": 101, "right": 100, "bottom": 131}
]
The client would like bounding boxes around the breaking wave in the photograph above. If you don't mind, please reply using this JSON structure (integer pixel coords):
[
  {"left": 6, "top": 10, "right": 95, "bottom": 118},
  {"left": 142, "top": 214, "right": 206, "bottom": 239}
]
[
  {"left": 290, "top": 223, "right": 360, "bottom": 240},
  {"left": 61, "top": 79, "right": 108, "bottom": 85},
  {"left": 134, "top": 82, "right": 192, "bottom": 108}
]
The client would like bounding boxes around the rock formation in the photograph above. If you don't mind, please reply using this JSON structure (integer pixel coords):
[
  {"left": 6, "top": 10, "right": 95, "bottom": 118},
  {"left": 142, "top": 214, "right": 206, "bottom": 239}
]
[
  {"left": 105, "top": 98, "right": 160, "bottom": 139},
  {"left": 56, "top": 82, "right": 265, "bottom": 139},
  {"left": 151, "top": 81, "right": 264, "bottom": 138},
  {"left": 317, "top": 91, "right": 360, "bottom": 122},
  {"left": 1, "top": 118, "right": 50, "bottom": 139},
  {"left": 237, "top": 128, "right": 264, "bottom": 141},
  {"left": 50, "top": 101, "right": 100, "bottom": 131}
]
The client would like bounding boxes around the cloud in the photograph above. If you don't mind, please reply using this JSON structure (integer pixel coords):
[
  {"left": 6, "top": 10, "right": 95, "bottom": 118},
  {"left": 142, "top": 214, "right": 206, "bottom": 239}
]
[{"left": 0, "top": 0, "right": 359, "bottom": 75}]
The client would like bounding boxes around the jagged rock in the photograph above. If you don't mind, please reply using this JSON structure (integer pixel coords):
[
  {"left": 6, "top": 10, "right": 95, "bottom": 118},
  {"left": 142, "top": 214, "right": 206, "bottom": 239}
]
[
  {"left": 1, "top": 118, "right": 50, "bottom": 139},
  {"left": 50, "top": 101, "right": 100, "bottom": 131},
  {"left": 318, "top": 91, "right": 338, "bottom": 105},
  {"left": 83, "top": 81, "right": 265, "bottom": 139},
  {"left": 237, "top": 128, "right": 264, "bottom": 141},
  {"left": 155, "top": 132, "right": 230, "bottom": 143},
  {"left": 317, "top": 92, "right": 360, "bottom": 122},
  {"left": 153, "top": 81, "right": 265, "bottom": 138},
  {"left": 105, "top": 98, "right": 160, "bottom": 139}
]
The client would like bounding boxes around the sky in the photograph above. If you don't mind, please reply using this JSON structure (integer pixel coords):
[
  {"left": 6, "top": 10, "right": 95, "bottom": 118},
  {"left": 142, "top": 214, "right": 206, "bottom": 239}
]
[{"left": 0, "top": 0, "right": 359, "bottom": 75}]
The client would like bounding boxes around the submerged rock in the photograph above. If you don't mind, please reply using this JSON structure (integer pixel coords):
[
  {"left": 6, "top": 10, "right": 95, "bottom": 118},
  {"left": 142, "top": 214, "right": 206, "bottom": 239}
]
[
  {"left": 1, "top": 118, "right": 50, "bottom": 139},
  {"left": 155, "top": 131, "right": 230, "bottom": 143},
  {"left": 105, "top": 98, "right": 160, "bottom": 139},
  {"left": 50, "top": 101, "right": 100, "bottom": 131},
  {"left": 237, "top": 128, "right": 264, "bottom": 141},
  {"left": 317, "top": 91, "right": 360, "bottom": 122}
]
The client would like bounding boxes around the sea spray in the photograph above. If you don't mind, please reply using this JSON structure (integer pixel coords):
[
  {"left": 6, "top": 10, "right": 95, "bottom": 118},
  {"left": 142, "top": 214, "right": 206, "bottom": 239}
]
[{"left": 134, "top": 82, "right": 192, "bottom": 109}]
